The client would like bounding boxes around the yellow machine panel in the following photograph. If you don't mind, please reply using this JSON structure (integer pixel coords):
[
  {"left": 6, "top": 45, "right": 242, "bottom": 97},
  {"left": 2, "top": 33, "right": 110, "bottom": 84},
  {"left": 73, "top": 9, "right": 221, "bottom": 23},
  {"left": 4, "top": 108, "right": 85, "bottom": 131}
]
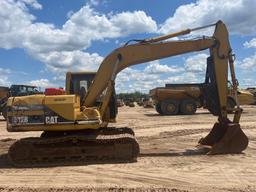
[
  {"left": 7, "top": 94, "right": 102, "bottom": 132},
  {"left": 45, "top": 95, "right": 80, "bottom": 121}
]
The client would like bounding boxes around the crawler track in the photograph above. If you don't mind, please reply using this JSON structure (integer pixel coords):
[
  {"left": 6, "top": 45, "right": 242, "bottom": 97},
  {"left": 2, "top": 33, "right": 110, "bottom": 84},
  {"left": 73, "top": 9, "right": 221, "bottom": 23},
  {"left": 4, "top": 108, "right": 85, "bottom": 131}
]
[{"left": 8, "top": 127, "right": 139, "bottom": 167}]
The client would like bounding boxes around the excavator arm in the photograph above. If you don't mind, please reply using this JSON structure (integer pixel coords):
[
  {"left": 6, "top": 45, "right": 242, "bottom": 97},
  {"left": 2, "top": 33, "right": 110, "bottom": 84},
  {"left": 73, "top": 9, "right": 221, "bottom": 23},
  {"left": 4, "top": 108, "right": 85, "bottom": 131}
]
[
  {"left": 84, "top": 21, "right": 229, "bottom": 120},
  {"left": 83, "top": 20, "right": 248, "bottom": 154},
  {"left": 84, "top": 38, "right": 215, "bottom": 106}
]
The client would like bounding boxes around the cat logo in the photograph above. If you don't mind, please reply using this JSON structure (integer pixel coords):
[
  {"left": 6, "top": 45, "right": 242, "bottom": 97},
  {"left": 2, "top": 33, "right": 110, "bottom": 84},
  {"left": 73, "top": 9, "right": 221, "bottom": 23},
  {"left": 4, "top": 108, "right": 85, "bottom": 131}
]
[{"left": 45, "top": 116, "right": 58, "bottom": 124}]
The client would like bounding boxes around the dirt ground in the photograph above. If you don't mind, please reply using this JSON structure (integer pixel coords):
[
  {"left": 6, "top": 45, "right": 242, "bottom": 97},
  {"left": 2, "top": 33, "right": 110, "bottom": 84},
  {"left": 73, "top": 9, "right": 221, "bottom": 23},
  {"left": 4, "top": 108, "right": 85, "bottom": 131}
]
[{"left": 0, "top": 105, "right": 255, "bottom": 192}]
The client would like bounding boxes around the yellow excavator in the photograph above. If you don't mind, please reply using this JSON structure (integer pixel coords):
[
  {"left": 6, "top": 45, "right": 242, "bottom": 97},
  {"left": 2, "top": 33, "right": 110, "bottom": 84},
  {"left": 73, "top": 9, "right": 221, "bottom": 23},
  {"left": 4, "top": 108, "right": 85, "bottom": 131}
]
[{"left": 6, "top": 21, "right": 248, "bottom": 166}]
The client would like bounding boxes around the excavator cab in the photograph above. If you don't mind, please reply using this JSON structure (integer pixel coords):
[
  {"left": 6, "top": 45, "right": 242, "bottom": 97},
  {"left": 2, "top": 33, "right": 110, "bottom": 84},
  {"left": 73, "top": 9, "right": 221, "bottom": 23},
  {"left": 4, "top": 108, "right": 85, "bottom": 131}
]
[
  {"left": 66, "top": 72, "right": 96, "bottom": 106},
  {"left": 66, "top": 72, "right": 118, "bottom": 120},
  {"left": 66, "top": 72, "right": 95, "bottom": 95}
]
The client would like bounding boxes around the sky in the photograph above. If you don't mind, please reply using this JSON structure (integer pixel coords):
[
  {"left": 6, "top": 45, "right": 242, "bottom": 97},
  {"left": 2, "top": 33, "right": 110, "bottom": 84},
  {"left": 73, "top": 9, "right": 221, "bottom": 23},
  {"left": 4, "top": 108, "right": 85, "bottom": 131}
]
[{"left": 0, "top": 0, "right": 256, "bottom": 93}]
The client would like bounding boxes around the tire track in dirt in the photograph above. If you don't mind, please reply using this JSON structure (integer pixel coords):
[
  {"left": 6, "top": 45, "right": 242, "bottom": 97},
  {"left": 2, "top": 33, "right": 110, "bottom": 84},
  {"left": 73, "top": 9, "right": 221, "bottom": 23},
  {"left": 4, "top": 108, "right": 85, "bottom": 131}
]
[{"left": 138, "top": 128, "right": 210, "bottom": 141}]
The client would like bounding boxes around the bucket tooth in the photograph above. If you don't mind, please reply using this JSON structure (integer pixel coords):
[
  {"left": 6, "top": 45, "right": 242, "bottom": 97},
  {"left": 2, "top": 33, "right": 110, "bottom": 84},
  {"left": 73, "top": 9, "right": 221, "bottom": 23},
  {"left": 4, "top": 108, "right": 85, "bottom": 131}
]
[{"left": 198, "top": 122, "right": 249, "bottom": 155}]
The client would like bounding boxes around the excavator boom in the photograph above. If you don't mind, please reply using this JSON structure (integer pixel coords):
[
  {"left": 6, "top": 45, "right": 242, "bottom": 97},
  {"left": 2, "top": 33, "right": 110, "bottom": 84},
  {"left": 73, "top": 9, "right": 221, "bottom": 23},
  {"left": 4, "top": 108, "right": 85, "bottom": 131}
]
[
  {"left": 84, "top": 38, "right": 215, "bottom": 107},
  {"left": 83, "top": 20, "right": 248, "bottom": 154}
]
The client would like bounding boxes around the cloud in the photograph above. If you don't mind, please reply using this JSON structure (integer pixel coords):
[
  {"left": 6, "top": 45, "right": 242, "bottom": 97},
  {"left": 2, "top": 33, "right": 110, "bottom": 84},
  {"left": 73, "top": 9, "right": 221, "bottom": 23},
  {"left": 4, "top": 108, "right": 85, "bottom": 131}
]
[
  {"left": 37, "top": 51, "right": 103, "bottom": 73},
  {"left": 239, "top": 54, "right": 256, "bottom": 70},
  {"left": 240, "top": 78, "right": 256, "bottom": 87},
  {"left": 144, "top": 61, "right": 184, "bottom": 74},
  {"left": 244, "top": 38, "right": 256, "bottom": 49},
  {"left": 116, "top": 53, "right": 208, "bottom": 93},
  {"left": 0, "top": 0, "right": 35, "bottom": 49},
  {"left": 184, "top": 53, "right": 208, "bottom": 73},
  {"left": 0, "top": 1, "right": 158, "bottom": 78},
  {"left": 19, "top": 0, "right": 42, "bottom": 9},
  {"left": 0, "top": 67, "right": 28, "bottom": 86},
  {"left": 87, "top": 0, "right": 100, "bottom": 6},
  {"left": 0, "top": 76, "right": 10, "bottom": 86},
  {"left": 29, "top": 78, "right": 57, "bottom": 88},
  {"left": 63, "top": 6, "right": 157, "bottom": 44},
  {"left": 0, "top": 68, "right": 11, "bottom": 74},
  {"left": 116, "top": 67, "right": 160, "bottom": 93},
  {"left": 109, "top": 11, "right": 157, "bottom": 35},
  {"left": 2, "top": 0, "right": 254, "bottom": 92},
  {"left": 162, "top": 72, "right": 200, "bottom": 84},
  {"left": 159, "top": 0, "right": 256, "bottom": 36},
  {"left": 0, "top": 68, "right": 12, "bottom": 86},
  {"left": 67, "top": 10, "right": 74, "bottom": 18}
]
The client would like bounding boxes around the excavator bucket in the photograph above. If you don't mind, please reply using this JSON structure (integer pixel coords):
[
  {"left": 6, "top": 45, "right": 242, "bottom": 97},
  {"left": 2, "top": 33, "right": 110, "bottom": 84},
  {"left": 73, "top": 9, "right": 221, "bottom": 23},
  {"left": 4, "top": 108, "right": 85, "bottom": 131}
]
[{"left": 198, "top": 122, "right": 248, "bottom": 155}]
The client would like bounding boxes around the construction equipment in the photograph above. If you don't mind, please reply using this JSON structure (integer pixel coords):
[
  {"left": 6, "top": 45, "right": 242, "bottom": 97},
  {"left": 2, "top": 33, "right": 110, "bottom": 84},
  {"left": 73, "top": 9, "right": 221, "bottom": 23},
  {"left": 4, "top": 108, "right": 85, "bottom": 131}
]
[
  {"left": 227, "top": 81, "right": 256, "bottom": 107},
  {"left": 246, "top": 87, "right": 256, "bottom": 96},
  {"left": 136, "top": 99, "right": 144, "bottom": 106},
  {"left": 0, "top": 85, "right": 41, "bottom": 119},
  {"left": 150, "top": 81, "right": 256, "bottom": 115},
  {"left": 150, "top": 84, "right": 203, "bottom": 115},
  {"left": 124, "top": 99, "right": 135, "bottom": 107},
  {"left": 117, "top": 99, "right": 124, "bottom": 107},
  {"left": 237, "top": 90, "right": 256, "bottom": 105},
  {"left": 236, "top": 90, "right": 255, "bottom": 104},
  {"left": 142, "top": 98, "right": 154, "bottom": 108},
  {"left": 6, "top": 20, "right": 248, "bottom": 166}
]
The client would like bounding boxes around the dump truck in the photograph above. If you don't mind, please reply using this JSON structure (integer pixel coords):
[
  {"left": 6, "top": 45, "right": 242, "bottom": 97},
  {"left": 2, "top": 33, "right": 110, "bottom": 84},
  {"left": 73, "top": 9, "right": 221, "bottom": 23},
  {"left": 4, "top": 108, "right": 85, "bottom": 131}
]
[
  {"left": 227, "top": 89, "right": 255, "bottom": 108},
  {"left": 246, "top": 87, "right": 256, "bottom": 96},
  {"left": 6, "top": 21, "right": 248, "bottom": 166},
  {"left": 0, "top": 85, "right": 41, "bottom": 119},
  {"left": 150, "top": 82, "right": 256, "bottom": 115},
  {"left": 150, "top": 84, "right": 203, "bottom": 115}
]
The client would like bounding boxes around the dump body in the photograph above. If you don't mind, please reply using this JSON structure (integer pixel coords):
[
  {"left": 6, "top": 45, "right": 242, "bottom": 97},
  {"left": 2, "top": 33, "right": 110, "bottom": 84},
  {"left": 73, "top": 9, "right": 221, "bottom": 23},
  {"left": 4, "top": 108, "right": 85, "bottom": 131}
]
[
  {"left": 235, "top": 89, "right": 255, "bottom": 105},
  {"left": 151, "top": 85, "right": 202, "bottom": 103},
  {"left": 150, "top": 84, "right": 203, "bottom": 115}
]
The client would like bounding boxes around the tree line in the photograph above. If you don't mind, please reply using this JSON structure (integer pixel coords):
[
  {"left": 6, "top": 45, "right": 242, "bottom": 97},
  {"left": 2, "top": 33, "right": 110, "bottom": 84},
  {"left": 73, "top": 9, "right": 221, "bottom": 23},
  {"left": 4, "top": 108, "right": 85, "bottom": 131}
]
[{"left": 117, "top": 91, "right": 149, "bottom": 101}]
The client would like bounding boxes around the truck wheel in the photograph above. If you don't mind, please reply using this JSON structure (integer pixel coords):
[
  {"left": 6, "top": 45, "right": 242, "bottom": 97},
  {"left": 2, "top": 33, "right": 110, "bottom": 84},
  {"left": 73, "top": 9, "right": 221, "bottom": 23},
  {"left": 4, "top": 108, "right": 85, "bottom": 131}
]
[
  {"left": 227, "top": 97, "right": 236, "bottom": 114},
  {"left": 155, "top": 103, "right": 163, "bottom": 114},
  {"left": 180, "top": 99, "right": 197, "bottom": 115},
  {"left": 161, "top": 99, "right": 179, "bottom": 115}
]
